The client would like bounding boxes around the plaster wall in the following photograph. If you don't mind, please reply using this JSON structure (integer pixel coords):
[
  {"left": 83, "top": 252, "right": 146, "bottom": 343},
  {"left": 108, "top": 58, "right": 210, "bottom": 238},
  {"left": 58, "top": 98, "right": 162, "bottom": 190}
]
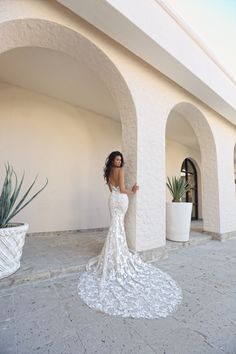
[
  {"left": 1, "top": 0, "right": 236, "bottom": 249},
  {"left": 57, "top": 0, "right": 236, "bottom": 125},
  {"left": 0, "top": 82, "right": 121, "bottom": 233},
  {"left": 105, "top": 0, "right": 236, "bottom": 108}
]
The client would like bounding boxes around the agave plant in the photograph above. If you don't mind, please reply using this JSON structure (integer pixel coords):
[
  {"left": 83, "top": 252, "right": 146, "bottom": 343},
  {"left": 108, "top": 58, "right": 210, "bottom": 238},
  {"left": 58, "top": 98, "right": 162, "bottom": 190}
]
[
  {"left": 0, "top": 163, "right": 48, "bottom": 228},
  {"left": 166, "top": 176, "right": 192, "bottom": 203}
]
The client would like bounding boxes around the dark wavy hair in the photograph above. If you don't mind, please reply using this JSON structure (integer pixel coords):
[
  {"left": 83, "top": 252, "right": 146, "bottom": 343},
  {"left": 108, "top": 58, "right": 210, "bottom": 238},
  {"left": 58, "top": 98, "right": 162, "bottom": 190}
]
[{"left": 103, "top": 151, "right": 124, "bottom": 184}]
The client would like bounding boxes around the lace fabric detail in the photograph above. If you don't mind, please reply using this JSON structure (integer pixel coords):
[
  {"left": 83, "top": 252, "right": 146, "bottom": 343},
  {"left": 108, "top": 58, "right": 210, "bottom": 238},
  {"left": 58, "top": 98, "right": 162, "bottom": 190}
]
[{"left": 78, "top": 186, "right": 182, "bottom": 318}]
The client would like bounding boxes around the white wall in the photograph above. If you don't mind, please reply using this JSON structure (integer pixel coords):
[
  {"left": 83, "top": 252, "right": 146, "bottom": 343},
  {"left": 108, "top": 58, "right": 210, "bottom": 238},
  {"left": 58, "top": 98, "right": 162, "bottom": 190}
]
[
  {"left": 1, "top": 0, "right": 236, "bottom": 246},
  {"left": 0, "top": 82, "right": 121, "bottom": 233}
]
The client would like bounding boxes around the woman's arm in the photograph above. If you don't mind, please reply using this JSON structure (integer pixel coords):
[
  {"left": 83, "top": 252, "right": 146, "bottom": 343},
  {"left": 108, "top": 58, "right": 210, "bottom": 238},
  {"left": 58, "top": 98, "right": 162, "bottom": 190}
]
[{"left": 118, "top": 168, "right": 138, "bottom": 195}]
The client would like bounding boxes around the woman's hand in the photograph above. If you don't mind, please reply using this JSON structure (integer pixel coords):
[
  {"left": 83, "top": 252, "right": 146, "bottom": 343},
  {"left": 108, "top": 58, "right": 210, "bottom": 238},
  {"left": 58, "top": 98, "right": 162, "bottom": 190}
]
[{"left": 132, "top": 183, "right": 139, "bottom": 193}]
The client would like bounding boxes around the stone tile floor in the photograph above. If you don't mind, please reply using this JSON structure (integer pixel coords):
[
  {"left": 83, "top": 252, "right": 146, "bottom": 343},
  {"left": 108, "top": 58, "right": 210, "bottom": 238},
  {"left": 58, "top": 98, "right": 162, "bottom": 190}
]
[
  {"left": 0, "top": 230, "right": 106, "bottom": 289},
  {"left": 0, "top": 221, "right": 208, "bottom": 290},
  {"left": 0, "top": 229, "right": 236, "bottom": 353}
]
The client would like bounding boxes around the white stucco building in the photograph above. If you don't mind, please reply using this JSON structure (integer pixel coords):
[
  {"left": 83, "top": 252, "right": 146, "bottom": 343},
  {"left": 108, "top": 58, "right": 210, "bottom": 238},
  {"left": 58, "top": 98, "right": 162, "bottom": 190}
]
[{"left": 1, "top": 0, "right": 236, "bottom": 259}]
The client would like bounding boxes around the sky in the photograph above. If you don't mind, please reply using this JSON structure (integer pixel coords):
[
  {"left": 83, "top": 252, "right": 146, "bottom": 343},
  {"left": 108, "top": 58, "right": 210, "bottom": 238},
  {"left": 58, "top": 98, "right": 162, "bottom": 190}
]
[{"left": 166, "top": 0, "right": 236, "bottom": 81}]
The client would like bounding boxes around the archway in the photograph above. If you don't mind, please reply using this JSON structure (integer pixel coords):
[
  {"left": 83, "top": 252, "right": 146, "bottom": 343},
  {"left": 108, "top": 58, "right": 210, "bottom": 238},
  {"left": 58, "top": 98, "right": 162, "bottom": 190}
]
[
  {"left": 181, "top": 158, "right": 198, "bottom": 219},
  {"left": 166, "top": 102, "right": 219, "bottom": 233},
  {"left": 0, "top": 19, "right": 138, "bottom": 238},
  {"left": 234, "top": 144, "right": 236, "bottom": 188}
]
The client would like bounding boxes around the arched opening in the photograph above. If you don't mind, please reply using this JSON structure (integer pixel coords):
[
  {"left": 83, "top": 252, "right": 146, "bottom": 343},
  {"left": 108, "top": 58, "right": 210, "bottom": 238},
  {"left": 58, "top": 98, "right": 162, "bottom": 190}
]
[
  {"left": 0, "top": 19, "right": 137, "bottom": 236},
  {"left": 181, "top": 158, "right": 198, "bottom": 219},
  {"left": 166, "top": 102, "right": 219, "bottom": 234},
  {"left": 234, "top": 144, "right": 236, "bottom": 187}
]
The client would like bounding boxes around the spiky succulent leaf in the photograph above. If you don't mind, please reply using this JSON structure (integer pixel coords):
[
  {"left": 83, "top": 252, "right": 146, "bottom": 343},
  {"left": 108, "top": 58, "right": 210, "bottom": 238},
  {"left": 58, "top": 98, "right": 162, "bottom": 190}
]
[
  {"left": 0, "top": 164, "right": 48, "bottom": 228},
  {"left": 166, "top": 176, "right": 192, "bottom": 202}
]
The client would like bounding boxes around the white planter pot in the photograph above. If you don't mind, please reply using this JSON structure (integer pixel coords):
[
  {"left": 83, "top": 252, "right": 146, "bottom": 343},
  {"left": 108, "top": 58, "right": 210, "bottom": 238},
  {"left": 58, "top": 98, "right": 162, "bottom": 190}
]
[
  {"left": 0, "top": 223, "right": 29, "bottom": 279},
  {"left": 166, "top": 202, "right": 192, "bottom": 242}
]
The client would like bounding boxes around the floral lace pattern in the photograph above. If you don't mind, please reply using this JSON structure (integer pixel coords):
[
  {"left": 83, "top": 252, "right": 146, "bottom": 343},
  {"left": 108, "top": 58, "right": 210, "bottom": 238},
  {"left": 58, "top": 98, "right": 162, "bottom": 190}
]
[{"left": 78, "top": 186, "right": 182, "bottom": 319}]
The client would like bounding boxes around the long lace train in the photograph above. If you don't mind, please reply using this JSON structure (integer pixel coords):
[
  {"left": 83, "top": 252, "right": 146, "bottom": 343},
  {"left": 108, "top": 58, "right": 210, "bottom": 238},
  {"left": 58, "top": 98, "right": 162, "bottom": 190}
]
[{"left": 78, "top": 186, "right": 182, "bottom": 319}]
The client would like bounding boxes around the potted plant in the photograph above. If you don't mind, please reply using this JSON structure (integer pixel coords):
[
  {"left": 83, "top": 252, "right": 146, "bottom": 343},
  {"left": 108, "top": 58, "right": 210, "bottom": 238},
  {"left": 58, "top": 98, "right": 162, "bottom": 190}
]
[
  {"left": 166, "top": 176, "right": 192, "bottom": 242},
  {"left": 0, "top": 163, "right": 48, "bottom": 279}
]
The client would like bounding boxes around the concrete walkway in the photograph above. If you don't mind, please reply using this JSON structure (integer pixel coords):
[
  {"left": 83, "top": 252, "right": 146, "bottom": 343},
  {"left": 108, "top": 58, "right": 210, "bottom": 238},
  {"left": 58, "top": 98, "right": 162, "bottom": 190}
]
[
  {"left": 0, "top": 230, "right": 236, "bottom": 353},
  {"left": 0, "top": 222, "right": 210, "bottom": 289}
]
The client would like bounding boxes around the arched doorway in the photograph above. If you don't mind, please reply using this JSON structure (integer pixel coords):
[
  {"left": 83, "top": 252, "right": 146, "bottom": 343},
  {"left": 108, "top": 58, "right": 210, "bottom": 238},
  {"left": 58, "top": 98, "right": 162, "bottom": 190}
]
[
  {"left": 166, "top": 102, "right": 219, "bottom": 234},
  {"left": 0, "top": 18, "right": 138, "bottom": 242},
  {"left": 234, "top": 144, "right": 236, "bottom": 186},
  {"left": 181, "top": 158, "right": 198, "bottom": 219}
]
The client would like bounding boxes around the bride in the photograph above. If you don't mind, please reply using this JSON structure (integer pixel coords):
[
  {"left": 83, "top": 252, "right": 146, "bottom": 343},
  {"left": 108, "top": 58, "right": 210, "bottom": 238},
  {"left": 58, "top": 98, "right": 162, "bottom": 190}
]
[{"left": 78, "top": 151, "right": 182, "bottom": 319}]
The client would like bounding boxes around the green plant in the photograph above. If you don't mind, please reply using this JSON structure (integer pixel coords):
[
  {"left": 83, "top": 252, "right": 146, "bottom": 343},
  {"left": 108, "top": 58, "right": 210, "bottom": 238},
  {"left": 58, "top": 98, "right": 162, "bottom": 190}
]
[
  {"left": 166, "top": 176, "right": 192, "bottom": 203},
  {"left": 0, "top": 163, "right": 48, "bottom": 228}
]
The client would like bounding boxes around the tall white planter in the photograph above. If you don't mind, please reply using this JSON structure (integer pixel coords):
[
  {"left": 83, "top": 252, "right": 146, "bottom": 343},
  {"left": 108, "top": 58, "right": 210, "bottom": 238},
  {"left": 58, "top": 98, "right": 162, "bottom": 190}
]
[
  {"left": 0, "top": 223, "right": 28, "bottom": 279},
  {"left": 166, "top": 203, "right": 192, "bottom": 242}
]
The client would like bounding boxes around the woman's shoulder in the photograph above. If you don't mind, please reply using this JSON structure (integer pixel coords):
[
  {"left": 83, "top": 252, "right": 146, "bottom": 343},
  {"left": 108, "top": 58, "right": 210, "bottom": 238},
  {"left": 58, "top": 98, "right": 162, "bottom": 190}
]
[
  {"left": 112, "top": 166, "right": 124, "bottom": 173},
  {"left": 118, "top": 167, "right": 124, "bottom": 177}
]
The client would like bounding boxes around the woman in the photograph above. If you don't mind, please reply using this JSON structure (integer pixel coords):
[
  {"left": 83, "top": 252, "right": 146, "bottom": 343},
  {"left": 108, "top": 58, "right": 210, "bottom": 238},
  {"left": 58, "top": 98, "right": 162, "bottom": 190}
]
[{"left": 78, "top": 151, "right": 182, "bottom": 318}]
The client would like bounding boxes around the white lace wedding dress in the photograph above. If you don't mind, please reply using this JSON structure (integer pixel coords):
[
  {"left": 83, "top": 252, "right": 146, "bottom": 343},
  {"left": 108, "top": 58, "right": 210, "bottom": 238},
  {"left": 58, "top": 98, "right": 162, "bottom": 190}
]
[{"left": 78, "top": 185, "right": 182, "bottom": 319}]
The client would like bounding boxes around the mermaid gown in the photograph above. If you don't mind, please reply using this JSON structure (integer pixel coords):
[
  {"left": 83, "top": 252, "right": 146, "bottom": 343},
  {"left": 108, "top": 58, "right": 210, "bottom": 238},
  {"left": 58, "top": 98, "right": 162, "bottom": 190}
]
[{"left": 78, "top": 185, "right": 182, "bottom": 319}]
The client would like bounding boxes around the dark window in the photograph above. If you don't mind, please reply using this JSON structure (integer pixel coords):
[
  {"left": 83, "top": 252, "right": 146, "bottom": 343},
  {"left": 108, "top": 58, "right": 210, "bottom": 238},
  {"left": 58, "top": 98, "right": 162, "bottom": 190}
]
[{"left": 181, "top": 158, "right": 198, "bottom": 220}]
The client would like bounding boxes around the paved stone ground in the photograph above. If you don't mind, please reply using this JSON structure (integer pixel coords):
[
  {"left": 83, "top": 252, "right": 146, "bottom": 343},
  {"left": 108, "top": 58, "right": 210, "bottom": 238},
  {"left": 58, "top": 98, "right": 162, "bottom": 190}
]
[
  {"left": 0, "top": 221, "right": 209, "bottom": 289},
  {"left": 0, "top": 230, "right": 107, "bottom": 289},
  {"left": 0, "top": 233, "right": 236, "bottom": 353}
]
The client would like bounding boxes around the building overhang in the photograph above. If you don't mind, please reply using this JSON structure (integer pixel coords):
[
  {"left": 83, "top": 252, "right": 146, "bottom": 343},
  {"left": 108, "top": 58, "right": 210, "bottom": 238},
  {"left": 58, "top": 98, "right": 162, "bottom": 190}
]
[{"left": 57, "top": 0, "right": 236, "bottom": 125}]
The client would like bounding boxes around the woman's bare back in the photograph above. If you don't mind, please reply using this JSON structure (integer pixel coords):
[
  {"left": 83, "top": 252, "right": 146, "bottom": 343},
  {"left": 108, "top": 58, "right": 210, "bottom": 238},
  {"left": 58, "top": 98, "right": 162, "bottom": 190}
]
[{"left": 108, "top": 167, "right": 120, "bottom": 188}]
